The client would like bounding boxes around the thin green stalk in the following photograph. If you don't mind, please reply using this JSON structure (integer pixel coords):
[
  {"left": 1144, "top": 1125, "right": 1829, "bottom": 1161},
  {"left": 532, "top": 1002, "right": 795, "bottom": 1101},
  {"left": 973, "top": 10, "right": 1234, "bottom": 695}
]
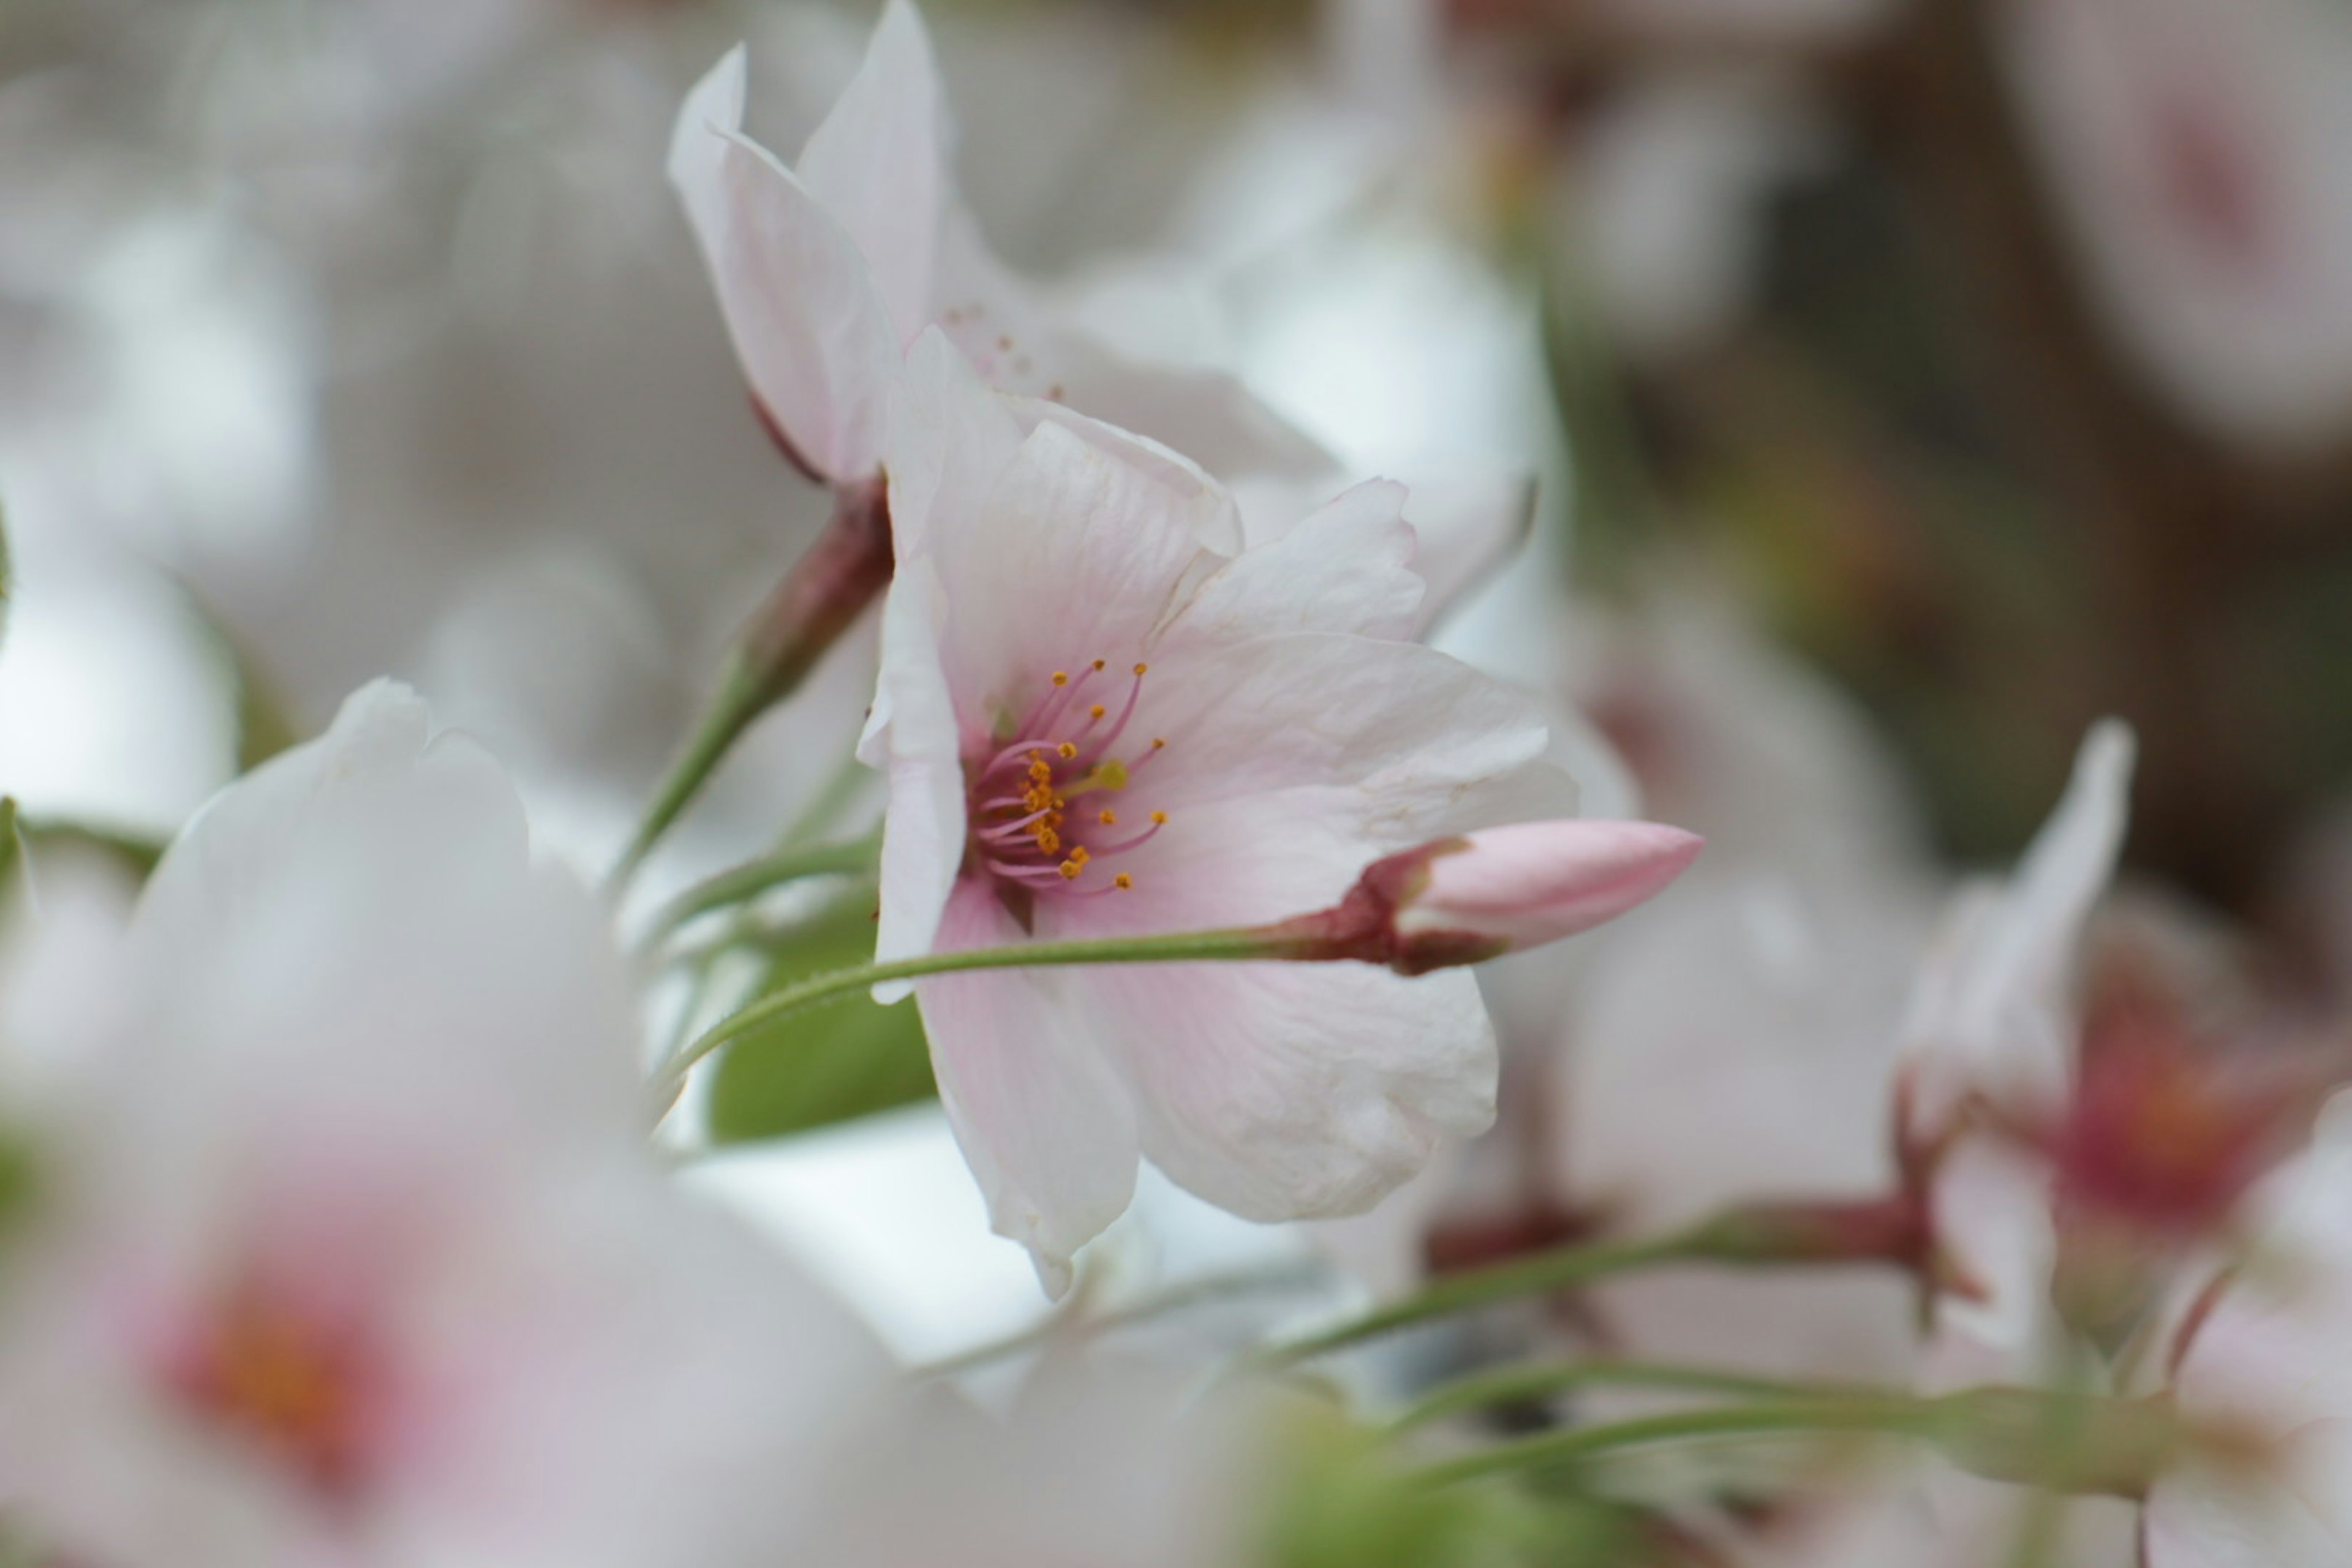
[
  {"left": 641, "top": 834, "right": 880, "bottom": 948},
  {"left": 608, "top": 662, "right": 770, "bottom": 898},
  {"left": 1389, "top": 1360, "right": 1892, "bottom": 1434},
  {"left": 654, "top": 926, "right": 1283, "bottom": 1093},
  {"left": 1262, "top": 1228, "right": 1716, "bottom": 1369},
  {"left": 1411, "top": 1395, "right": 1939, "bottom": 1490}
]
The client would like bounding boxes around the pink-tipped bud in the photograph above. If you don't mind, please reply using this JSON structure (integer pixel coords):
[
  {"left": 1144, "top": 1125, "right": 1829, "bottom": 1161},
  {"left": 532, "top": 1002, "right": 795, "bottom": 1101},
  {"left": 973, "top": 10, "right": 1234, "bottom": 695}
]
[{"left": 1273, "top": 820, "right": 1704, "bottom": 976}]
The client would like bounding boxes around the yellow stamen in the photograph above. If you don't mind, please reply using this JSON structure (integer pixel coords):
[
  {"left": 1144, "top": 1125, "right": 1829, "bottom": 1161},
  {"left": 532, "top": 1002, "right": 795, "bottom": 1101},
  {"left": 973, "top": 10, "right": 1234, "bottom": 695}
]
[
  {"left": 1150, "top": 738, "right": 1166, "bottom": 751},
  {"left": 1051, "top": 671, "right": 1069, "bottom": 688},
  {"left": 1133, "top": 663, "right": 1149, "bottom": 677},
  {"left": 1114, "top": 873, "right": 1133, "bottom": 890},
  {"left": 1091, "top": 658, "right": 1107, "bottom": 672},
  {"left": 1090, "top": 704, "right": 1106, "bottom": 721},
  {"left": 1098, "top": 810, "right": 1118, "bottom": 826},
  {"left": 1058, "top": 859, "right": 1084, "bottom": 880},
  {"left": 1150, "top": 811, "right": 1168, "bottom": 826},
  {"left": 1057, "top": 742, "right": 1079, "bottom": 760}
]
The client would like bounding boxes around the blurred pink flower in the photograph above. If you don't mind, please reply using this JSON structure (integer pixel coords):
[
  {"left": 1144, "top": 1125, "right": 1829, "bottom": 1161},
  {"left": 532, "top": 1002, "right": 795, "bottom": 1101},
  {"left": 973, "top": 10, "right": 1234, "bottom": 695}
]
[
  {"left": 860, "top": 333, "right": 1576, "bottom": 1292},
  {"left": 666, "top": 0, "right": 1325, "bottom": 490},
  {"left": 2144, "top": 1103, "right": 2352, "bottom": 1565},
  {"left": 2006, "top": 0, "right": 2352, "bottom": 452},
  {"left": 0, "top": 682, "right": 885, "bottom": 1567}
]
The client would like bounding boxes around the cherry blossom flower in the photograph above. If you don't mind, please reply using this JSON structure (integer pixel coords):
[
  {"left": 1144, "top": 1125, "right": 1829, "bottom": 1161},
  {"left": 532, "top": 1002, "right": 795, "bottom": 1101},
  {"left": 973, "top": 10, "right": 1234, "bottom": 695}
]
[
  {"left": 0, "top": 682, "right": 886, "bottom": 1567},
  {"left": 859, "top": 332, "right": 1589, "bottom": 1293},
  {"left": 2145, "top": 1101, "right": 2352, "bottom": 1566},
  {"left": 666, "top": 0, "right": 1325, "bottom": 491},
  {"left": 2004, "top": 0, "right": 2352, "bottom": 452}
]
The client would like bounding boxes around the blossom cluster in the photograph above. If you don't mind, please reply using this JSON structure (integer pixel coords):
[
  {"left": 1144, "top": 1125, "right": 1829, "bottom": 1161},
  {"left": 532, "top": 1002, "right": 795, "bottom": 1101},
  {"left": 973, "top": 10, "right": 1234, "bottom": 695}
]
[{"left": 1, "top": 2, "right": 2350, "bottom": 1566}]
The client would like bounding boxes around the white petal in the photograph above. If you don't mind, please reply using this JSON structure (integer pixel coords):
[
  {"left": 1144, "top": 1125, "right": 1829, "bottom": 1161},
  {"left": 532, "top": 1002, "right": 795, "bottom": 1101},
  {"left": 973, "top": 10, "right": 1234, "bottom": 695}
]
[
  {"left": 668, "top": 54, "right": 900, "bottom": 481},
  {"left": 868, "top": 556, "right": 966, "bottom": 997},
  {"left": 916, "top": 882, "right": 1141, "bottom": 1294},
  {"left": 1156, "top": 478, "right": 1423, "bottom": 650},
  {"left": 1039, "top": 327, "right": 1334, "bottom": 484},
  {"left": 793, "top": 0, "right": 951, "bottom": 344},
  {"left": 1082, "top": 960, "right": 1495, "bottom": 1222},
  {"left": 926, "top": 419, "right": 1221, "bottom": 724}
]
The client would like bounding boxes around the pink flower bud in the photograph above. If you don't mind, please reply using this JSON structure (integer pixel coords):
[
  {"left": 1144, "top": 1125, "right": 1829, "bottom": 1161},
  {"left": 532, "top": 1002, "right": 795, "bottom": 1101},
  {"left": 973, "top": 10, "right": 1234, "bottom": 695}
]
[
  {"left": 1389, "top": 821, "right": 1705, "bottom": 965},
  {"left": 1273, "top": 820, "right": 1705, "bottom": 976}
]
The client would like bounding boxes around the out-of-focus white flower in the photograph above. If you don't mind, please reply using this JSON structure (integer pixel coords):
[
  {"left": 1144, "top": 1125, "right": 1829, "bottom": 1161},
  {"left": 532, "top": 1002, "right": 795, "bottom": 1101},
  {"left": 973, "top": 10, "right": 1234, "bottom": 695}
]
[
  {"left": 2005, "top": 0, "right": 2352, "bottom": 453},
  {"left": 1900, "top": 720, "right": 2138, "bottom": 1138},
  {"left": 667, "top": 0, "right": 1325, "bottom": 492},
  {"left": 0, "top": 682, "right": 886, "bottom": 1566},
  {"left": 861, "top": 334, "right": 1577, "bottom": 1294},
  {"left": 1553, "top": 590, "right": 1938, "bottom": 1384},
  {"left": 802, "top": 1356, "right": 1264, "bottom": 1567},
  {"left": 2146, "top": 1101, "right": 2352, "bottom": 1565}
]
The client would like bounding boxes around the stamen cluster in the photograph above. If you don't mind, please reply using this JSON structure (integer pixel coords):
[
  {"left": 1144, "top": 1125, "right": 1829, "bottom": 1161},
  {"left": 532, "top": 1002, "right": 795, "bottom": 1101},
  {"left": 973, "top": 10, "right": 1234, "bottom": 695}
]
[{"left": 968, "top": 659, "right": 1170, "bottom": 895}]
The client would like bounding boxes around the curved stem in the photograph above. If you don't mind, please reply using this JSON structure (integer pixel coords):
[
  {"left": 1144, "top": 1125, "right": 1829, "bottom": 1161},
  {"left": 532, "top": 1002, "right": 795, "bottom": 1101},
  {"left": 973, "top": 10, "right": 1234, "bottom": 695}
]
[
  {"left": 1412, "top": 1395, "right": 1939, "bottom": 1489},
  {"left": 1389, "top": 1360, "right": 1889, "bottom": 1434},
  {"left": 653, "top": 925, "right": 1284, "bottom": 1094},
  {"left": 640, "top": 835, "right": 880, "bottom": 949},
  {"left": 1262, "top": 1229, "right": 1713, "bottom": 1368},
  {"left": 608, "top": 662, "right": 771, "bottom": 899}
]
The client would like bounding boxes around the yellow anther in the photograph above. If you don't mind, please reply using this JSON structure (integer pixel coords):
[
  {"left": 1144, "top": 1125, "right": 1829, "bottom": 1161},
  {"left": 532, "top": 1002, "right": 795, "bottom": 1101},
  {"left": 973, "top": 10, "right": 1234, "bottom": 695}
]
[
  {"left": 1133, "top": 663, "right": 1149, "bottom": 677},
  {"left": 1058, "top": 859, "right": 1083, "bottom": 881},
  {"left": 1037, "top": 829, "right": 1061, "bottom": 854},
  {"left": 1057, "top": 742, "right": 1079, "bottom": 760},
  {"left": 1150, "top": 811, "right": 1168, "bottom": 826},
  {"left": 1090, "top": 704, "right": 1106, "bottom": 721},
  {"left": 1091, "top": 658, "right": 1107, "bottom": 672},
  {"left": 1051, "top": 671, "right": 1069, "bottom": 688},
  {"left": 1150, "top": 738, "right": 1166, "bottom": 751},
  {"left": 1099, "top": 810, "right": 1118, "bottom": 826},
  {"left": 1114, "top": 873, "right": 1133, "bottom": 890},
  {"left": 1068, "top": 847, "right": 1090, "bottom": 866}
]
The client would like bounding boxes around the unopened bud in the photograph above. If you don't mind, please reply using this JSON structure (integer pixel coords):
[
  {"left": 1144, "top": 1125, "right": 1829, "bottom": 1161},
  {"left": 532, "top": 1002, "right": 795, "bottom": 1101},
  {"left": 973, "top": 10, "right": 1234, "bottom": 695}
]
[{"left": 1268, "top": 820, "right": 1703, "bottom": 976}]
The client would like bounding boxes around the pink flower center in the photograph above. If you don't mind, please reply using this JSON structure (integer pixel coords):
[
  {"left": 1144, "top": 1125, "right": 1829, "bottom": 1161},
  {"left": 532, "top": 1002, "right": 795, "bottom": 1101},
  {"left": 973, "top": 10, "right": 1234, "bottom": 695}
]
[
  {"left": 967, "top": 659, "right": 1170, "bottom": 897},
  {"left": 166, "top": 1282, "right": 387, "bottom": 1502}
]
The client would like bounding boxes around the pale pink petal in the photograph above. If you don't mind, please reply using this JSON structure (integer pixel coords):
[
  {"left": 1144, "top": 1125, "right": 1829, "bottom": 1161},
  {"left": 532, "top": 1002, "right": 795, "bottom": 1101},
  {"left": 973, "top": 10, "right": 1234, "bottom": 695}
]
[
  {"left": 924, "top": 420, "right": 1222, "bottom": 726},
  {"left": 867, "top": 558, "right": 965, "bottom": 993},
  {"left": 668, "top": 50, "right": 900, "bottom": 481},
  {"left": 1077, "top": 959, "right": 1494, "bottom": 1222},
  {"left": 792, "top": 0, "right": 950, "bottom": 345},
  {"left": 1156, "top": 479, "right": 1424, "bottom": 651},
  {"left": 918, "top": 881, "right": 1142, "bottom": 1295},
  {"left": 877, "top": 328, "right": 1029, "bottom": 567},
  {"left": 1903, "top": 718, "right": 2136, "bottom": 1125},
  {"left": 1116, "top": 633, "right": 1553, "bottom": 821},
  {"left": 1038, "top": 328, "right": 1335, "bottom": 484},
  {"left": 1400, "top": 470, "right": 1537, "bottom": 635},
  {"left": 1005, "top": 394, "right": 1243, "bottom": 557}
]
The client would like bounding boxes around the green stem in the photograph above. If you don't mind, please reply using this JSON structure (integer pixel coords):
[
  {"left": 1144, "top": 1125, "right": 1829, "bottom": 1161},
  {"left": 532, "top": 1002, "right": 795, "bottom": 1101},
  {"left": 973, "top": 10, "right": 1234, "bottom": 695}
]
[
  {"left": 1412, "top": 1395, "right": 1940, "bottom": 1490},
  {"left": 654, "top": 925, "right": 1285, "bottom": 1092},
  {"left": 1389, "top": 1360, "right": 1888, "bottom": 1434},
  {"left": 608, "top": 480, "right": 892, "bottom": 897},
  {"left": 641, "top": 834, "right": 881, "bottom": 947},
  {"left": 1262, "top": 1228, "right": 1715, "bottom": 1368},
  {"left": 608, "top": 662, "right": 771, "bottom": 898}
]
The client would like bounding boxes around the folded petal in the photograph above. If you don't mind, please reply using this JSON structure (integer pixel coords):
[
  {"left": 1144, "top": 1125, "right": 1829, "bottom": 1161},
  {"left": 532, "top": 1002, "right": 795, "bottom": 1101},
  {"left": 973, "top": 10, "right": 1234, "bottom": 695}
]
[
  {"left": 867, "top": 558, "right": 967, "bottom": 993},
  {"left": 918, "top": 881, "right": 1142, "bottom": 1294},
  {"left": 1039, "top": 328, "right": 1335, "bottom": 484},
  {"left": 668, "top": 51, "right": 900, "bottom": 481},
  {"left": 1157, "top": 479, "right": 1423, "bottom": 650},
  {"left": 792, "top": 0, "right": 951, "bottom": 344}
]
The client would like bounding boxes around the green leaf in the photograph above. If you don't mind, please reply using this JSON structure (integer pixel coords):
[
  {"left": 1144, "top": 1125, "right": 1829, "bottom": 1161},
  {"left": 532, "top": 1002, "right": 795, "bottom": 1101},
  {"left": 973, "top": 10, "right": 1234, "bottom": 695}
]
[{"left": 706, "top": 886, "right": 937, "bottom": 1144}]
